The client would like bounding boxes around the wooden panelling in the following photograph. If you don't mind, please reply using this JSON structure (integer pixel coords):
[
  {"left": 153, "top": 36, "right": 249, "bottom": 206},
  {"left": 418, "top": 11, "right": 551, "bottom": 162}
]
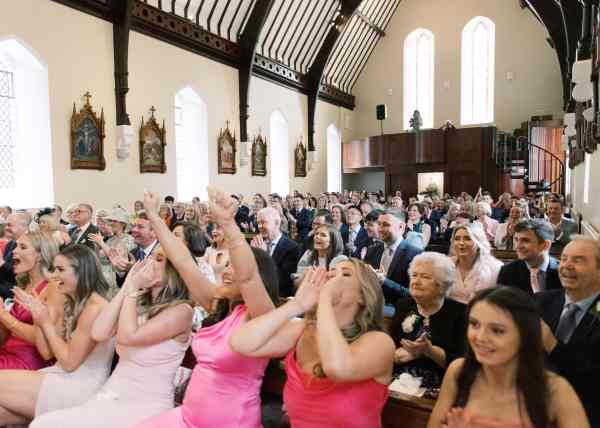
[
  {"left": 387, "top": 133, "right": 415, "bottom": 166},
  {"left": 415, "top": 129, "right": 445, "bottom": 164}
]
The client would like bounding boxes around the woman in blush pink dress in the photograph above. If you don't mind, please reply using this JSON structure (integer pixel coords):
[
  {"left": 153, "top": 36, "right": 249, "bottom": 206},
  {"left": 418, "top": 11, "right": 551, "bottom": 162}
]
[
  {"left": 231, "top": 260, "right": 395, "bottom": 428},
  {"left": 0, "top": 232, "right": 58, "bottom": 370},
  {"left": 134, "top": 187, "right": 279, "bottom": 428},
  {"left": 29, "top": 246, "right": 193, "bottom": 428}
]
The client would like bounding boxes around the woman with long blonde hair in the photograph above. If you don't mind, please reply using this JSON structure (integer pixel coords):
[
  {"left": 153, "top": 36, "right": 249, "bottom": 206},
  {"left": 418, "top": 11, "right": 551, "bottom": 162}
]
[
  {"left": 0, "top": 232, "right": 58, "bottom": 370},
  {"left": 29, "top": 245, "right": 193, "bottom": 428},
  {"left": 0, "top": 244, "right": 112, "bottom": 425},
  {"left": 231, "top": 259, "right": 394, "bottom": 427}
]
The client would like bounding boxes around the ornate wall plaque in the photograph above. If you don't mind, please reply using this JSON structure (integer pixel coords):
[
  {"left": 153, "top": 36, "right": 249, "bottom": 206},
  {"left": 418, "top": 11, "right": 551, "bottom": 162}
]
[
  {"left": 139, "top": 106, "right": 167, "bottom": 173},
  {"left": 294, "top": 137, "right": 307, "bottom": 177},
  {"left": 218, "top": 121, "right": 236, "bottom": 174},
  {"left": 251, "top": 130, "right": 267, "bottom": 176},
  {"left": 70, "top": 92, "right": 106, "bottom": 170}
]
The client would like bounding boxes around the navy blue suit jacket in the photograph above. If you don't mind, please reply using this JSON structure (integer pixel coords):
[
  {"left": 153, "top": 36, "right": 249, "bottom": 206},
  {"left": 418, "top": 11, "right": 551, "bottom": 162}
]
[
  {"left": 497, "top": 256, "right": 561, "bottom": 295},
  {"left": 291, "top": 208, "right": 313, "bottom": 243},
  {"left": 364, "top": 240, "right": 423, "bottom": 305},
  {"left": 535, "top": 290, "right": 600, "bottom": 427},
  {"left": 271, "top": 235, "right": 302, "bottom": 297}
]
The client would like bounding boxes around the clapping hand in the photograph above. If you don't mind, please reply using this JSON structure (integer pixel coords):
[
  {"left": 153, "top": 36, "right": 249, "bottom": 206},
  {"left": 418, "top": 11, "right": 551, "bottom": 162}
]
[
  {"left": 108, "top": 248, "right": 131, "bottom": 271},
  {"left": 445, "top": 408, "right": 475, "bottom": 428},
  {"left": 123, "top": 260, "right": 156, "bottom": 293},
  {"left": 294, "top": 267, "right": 327, "bottom": 313},
  {"left": 207, "top": 186, "right": 236, "bottom": 225},
  {"left": 250, "top": 234, "right": 267, "bottom": 251},
  {"left": 88, "top": 233, "right": 104, "bottom": 245},
  {"left": 14, "top": 287, "right": 51, "bottom": 326},
  {"left": 400, "top": 333, "right": 432, "bottom": 359},
  {"left": 394, "top": 347, "right": 416, "bottom": 364}
]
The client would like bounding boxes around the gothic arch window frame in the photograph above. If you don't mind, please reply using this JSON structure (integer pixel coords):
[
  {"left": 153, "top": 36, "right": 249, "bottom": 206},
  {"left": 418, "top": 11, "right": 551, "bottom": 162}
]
[
  {"left": 403, "top": 28, "right": 435, "bottom": 130},
  {"left": 270, "top": 109, "right": 290, "bottom": 196},
  {"left": 461, "top": 16, "right": 496, "bottom": 126}
]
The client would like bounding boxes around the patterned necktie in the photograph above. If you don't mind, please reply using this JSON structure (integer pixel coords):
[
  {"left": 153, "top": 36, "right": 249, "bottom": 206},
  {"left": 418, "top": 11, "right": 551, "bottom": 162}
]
[
  {"left": 380, "top": 247, "right": 394, "bottom": 273},
  {"left": 529, "top": 267, "right": 540, "bottom": 293},
  {"left": 137, "top": 247, "right": 146, "bottom": 261},
  {"left": 555, "top": 303, "right": 580, "bottom": 344}
]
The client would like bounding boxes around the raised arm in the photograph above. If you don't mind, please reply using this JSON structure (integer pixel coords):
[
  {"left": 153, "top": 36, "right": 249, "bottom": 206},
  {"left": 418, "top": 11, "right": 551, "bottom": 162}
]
[
  {"left": 1, "top": 290, "right": 37, "bottom": 344},
  {"left": 230, "top": 268, "right": 326, "bottom": 358},
  {"left": 91, "top": 287, "right": 126, "bottom": 342},
  {"left": 208, "top": 187, "right": 274, "bottom": 319},
  {"left": 143, "top": 191, "right": 216, "bottom": 309},
  {"left": 116, "top": 260, "right": 193, "bottom": 347},
  {"left": 315, "top": 275, "right": 394, "bottom": 383}
]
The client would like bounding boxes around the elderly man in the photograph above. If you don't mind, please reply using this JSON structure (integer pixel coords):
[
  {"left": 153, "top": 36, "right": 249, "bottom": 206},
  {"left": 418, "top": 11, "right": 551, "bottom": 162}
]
[
  {"left": 546, "top": 198, "right": 577, "bottom": 252},
  {"left": 497, "top": 219, "right": 561, "bottom": 294},
  {"left": 251, "top": 207, "right": 301, "bottom": 297},
  {"left": 364, "top": 210, "right": 423, "bottom": 305},
  {"left": 537, "top": 236, "right": 600, "bottom": 427},
  {"left": 68, "top": 203, "right": 99, "bottom": 250},
  {"left": 0, "top": 212, "right": 31, "bottom": 298}
]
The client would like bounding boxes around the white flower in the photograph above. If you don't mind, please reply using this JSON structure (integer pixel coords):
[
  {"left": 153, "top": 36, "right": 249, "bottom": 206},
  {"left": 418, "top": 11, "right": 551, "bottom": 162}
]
[{"left": 402, "top": 314, "right": 418, "bottom": 333}]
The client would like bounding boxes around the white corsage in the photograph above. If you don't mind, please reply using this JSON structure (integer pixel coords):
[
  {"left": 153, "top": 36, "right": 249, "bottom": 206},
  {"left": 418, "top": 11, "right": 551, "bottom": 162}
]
[{"left": 402, "top": 313, "right": 419, "bottom": 333}]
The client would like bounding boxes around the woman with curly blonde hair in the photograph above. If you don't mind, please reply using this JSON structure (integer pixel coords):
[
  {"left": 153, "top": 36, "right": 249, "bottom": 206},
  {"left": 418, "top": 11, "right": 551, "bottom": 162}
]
[{"left": 231, "top": 258, "right": 394, "bottom": 428}]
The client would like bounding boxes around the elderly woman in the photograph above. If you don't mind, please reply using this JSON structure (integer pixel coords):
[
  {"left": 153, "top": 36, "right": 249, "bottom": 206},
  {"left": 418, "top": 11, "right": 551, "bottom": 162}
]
[
  {"left": 449, "top": 224, "right": 502, "bottom": 304},
  {"left": 440, "top": 202, "right": 460, "bottom": 234},
  {"left": 390, "top": 252, "right": 466, "bottom": 388},
  {"left": 37, "top": 209, "right": 70, "bottom": 247},
  {"left": 494, "top": 203, "right": 527, "bottom": 249},
  {"left": 474, "top": 201, "right": 499, "bottom": 243},
  {"left": 293, "top": 224, "right": 346, "bottom": 285}
]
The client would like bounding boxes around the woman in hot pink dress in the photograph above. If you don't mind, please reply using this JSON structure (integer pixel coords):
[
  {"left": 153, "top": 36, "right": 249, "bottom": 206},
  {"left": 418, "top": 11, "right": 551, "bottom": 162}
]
[
  {"left": 231, "top": 260, "right": 395, "bottom": 428},
  {"left": 0, "top": 231, "right": 58, "bottom": 370},
  {"left": 134, "top": 188, "right": 279, "bottom": 428}
]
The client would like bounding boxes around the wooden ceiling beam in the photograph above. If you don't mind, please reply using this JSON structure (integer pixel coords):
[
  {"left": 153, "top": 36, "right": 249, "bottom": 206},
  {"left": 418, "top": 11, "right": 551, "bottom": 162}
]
[
  {"left": 305, "top": 0, "right": 362, "bottom": 151},
  {"left": 112, "top": 0, "right": 134, "bottom": 126},
  {"left": 238, "top": 0, "right": 276, "bottom": 142}
]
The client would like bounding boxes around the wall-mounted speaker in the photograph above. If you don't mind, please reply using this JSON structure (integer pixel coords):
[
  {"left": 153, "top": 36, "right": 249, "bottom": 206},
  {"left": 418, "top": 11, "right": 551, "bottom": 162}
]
[{"left": 376, "top": 104, "right": 387, "bottom": 120}]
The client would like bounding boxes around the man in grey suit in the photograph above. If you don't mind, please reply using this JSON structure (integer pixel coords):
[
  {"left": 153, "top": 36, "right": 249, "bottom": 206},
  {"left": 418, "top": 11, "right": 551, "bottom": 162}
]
[{"left": 547, "top": 198, "right": 577, "bottom": 253}]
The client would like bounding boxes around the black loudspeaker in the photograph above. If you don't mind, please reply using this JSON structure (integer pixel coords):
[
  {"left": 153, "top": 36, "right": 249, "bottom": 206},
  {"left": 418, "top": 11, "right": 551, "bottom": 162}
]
[{"left": 376, "top": 104, "right": 387, "bottom": 120}]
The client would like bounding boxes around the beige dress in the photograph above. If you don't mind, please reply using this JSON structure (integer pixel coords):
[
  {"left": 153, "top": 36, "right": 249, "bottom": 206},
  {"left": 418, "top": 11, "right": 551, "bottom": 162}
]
[{"left": 34, "top": 338, "right": 115, "bottom": 417}]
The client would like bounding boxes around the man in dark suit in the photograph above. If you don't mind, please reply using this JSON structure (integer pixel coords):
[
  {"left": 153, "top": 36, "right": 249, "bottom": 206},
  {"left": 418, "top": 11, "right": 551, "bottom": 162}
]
[
  {"left": 0, "top": 212, "right": 31, "bottom": 299},
  {"left": 287, "top": 195, "right": 313, "bottom": 243},
  {"left": 302, "top": 209, "right": 333, "bottom": 252},
  {"left": 497, "top": 219, "right": 561, "bottom": 295},
  {"left": 252, "top": 207, "right": 301, "bottom": 297},
  {"left": 364, "top": 210, "right": 422, "bottom": 305},
  {"left": 346, "top": 205, "right": 369, "bottom": 257},
  {"left": 356, "top": 209, "right": 383, "bottom": 260},
  {"left": 68, "top": 203, "right": 99, "bottom": 250},
  {"left": 537, "top": 236, "right": 600, "bottom": 427}
]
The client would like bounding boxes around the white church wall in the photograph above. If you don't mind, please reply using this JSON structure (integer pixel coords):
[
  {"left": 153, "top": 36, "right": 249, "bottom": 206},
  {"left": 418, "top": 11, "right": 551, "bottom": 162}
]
[
  {"left": 351, "top": 0, "right": 564, "bottom": 138},
  {"left": 2, "top": 0, "right": 349, "bottom": 210}
]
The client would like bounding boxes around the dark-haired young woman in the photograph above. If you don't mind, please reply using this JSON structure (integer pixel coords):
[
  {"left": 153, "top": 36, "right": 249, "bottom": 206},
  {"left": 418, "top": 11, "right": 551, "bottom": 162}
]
[{"left": 427, "top": 287, "right": 588, "bottom": 428}]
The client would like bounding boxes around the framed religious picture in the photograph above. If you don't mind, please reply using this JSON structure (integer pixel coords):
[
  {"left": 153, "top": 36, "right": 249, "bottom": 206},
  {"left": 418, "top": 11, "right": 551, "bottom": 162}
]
[
  {"left": 294, "top": 137, "right": 307, "bottom": 177},
  {"left": 139, "top": 106, "right": 167, "bottom": 173},
  {"left": 70, "top": 92, "right": 106, "bottom": 170},
  {"left": 217, "top": 121, "right": 236, "bottom": 174},
  {"left": 251, "top": 131, "right": 267, "bottom": 176}
]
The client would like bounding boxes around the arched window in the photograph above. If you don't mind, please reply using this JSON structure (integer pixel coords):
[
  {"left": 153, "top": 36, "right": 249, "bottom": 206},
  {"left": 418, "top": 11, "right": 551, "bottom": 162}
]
[
  {"left": 404, "top": 28, "right": 434, "bottom": 130},
  {"left": 583, "top": 152, "right": 591, "bottom": 204},
  {"left": 0, "top": 38, "right": 53, "bottom": 208},
  {"left": 327, "top": 124, "right": 341, "bottom": 193},
  {"left": 461, "top": 16, "right": 495, "bottom": 125},
  {"left": 270, "top": 110, "right": 289, "bottom": 196},
  {"left": 174, "top": 87, "right": 208, "bottom": 201}
]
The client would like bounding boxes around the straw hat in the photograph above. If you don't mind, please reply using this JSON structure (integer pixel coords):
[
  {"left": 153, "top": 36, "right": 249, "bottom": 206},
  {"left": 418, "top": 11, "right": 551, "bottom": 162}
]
[{"left": 105, "top": 207, "right": 130, "bottom": 225}]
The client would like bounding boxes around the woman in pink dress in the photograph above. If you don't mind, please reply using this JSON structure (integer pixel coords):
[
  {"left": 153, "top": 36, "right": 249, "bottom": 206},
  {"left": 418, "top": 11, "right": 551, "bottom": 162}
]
[
  {"left": 0, "top": 231, "right": 58, "bottom": 370},
  {"left": 134, "top": 187, "right": 278, "bottom": 428},
  {"left": 231, "top": 260, "right": 395, "bottom": 428},
  {"left": 29, "top": 245, "right": 193, "bottom": 428},
  {"left": 427, "top": 287, "right": 588, "bottom": 428},
  {"left": 0, "top": 244, "right": 112, "bottom": 426}
]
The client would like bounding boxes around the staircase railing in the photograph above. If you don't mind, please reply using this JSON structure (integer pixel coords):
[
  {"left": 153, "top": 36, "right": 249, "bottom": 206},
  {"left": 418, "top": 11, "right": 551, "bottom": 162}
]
[{"left": 493, "top": 132, "right": 564, "bottom": 195}]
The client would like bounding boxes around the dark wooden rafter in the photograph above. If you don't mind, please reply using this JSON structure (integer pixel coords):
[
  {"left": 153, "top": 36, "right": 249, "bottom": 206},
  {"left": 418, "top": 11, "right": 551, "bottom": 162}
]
[
  {"left": 306, "top": 0, "right": 362, "bottom": 151},
  {"left": 112, "top": 0, "right": 134, "bottom": 125},
  {"left": 302, "top": 2, "right": 340, "bottom": 73},
  {"left": 238, "top": 0, "right": 276, "bottom": 142},
  {"left": 524, "top": 0, "right": 583, "bottom": 110}
]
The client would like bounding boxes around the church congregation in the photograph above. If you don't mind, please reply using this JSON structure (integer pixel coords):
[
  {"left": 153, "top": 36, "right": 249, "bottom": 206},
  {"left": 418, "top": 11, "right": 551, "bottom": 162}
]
[{"left": 1, "top": 0, "right": 600, "bottom": 427}]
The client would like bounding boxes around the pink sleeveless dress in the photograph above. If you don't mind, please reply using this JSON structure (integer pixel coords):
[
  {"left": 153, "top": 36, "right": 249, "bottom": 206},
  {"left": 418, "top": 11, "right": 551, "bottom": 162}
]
[
  {"left": 283, "top": 346, "right": 389, "bottom": 428},
  {"left": 135, "top": 304, "right": 269, "bottom": 428},
  {"left": 30, "top": 334, "right": 189, "bottom": 428},
  {"left": 446, "top": 410, "right": 534, "bottom": 428},
  {"left": 0, "top": 280, "right": 49, "bottom": 370}
]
